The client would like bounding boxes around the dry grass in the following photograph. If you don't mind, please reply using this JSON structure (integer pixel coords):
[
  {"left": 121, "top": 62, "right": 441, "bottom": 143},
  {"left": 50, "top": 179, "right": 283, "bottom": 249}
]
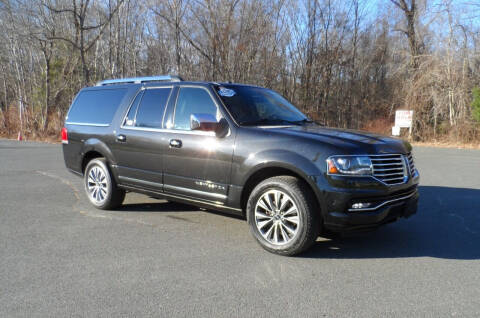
[
  {"left": 411, "top": 141, "right": 480, "bottom": 150},
  {"left": 0, "top": 106, "right": 63, "bottom": 143},
  {"left": 2, "top": 110, "right": 479, "bottom": 148},
  {"left": 361, "top": 118, "right": 392, "bottom": 136}
]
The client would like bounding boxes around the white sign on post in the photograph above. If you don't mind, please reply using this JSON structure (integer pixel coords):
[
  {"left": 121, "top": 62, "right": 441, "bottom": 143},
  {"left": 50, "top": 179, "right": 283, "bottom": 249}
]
[
  {"left": 395, "top": 110, "right": 413, "bottom": 128},
  {"left": 392, "top": 126, "right": 401, "bottom": 136}
]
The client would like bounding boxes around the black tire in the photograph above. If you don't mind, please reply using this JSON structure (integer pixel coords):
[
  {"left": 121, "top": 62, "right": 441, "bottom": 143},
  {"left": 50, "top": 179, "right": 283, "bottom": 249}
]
[
  {"left": 84, "top": 158, "right": 125, "bottom": 210},
  {"left": 246, "top": 176, "right": 319, "bottom": 256}
]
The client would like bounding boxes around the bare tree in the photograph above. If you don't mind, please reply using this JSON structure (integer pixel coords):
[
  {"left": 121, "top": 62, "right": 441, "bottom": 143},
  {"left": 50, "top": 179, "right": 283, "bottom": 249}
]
[
  {"left": 390, "top": 0, "right": 423, "bottom": 70},
  {"left": 0, "top": 0, "right": 479, "bottom": 142},
  {"left": 44, "top": 0, "right": 125, "bottom": 84}
]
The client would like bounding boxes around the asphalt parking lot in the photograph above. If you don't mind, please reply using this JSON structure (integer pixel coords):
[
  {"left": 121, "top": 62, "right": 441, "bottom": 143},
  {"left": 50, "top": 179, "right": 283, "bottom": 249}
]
[{"left": 1, "top": 139, "right": 479, "bottom": 317}]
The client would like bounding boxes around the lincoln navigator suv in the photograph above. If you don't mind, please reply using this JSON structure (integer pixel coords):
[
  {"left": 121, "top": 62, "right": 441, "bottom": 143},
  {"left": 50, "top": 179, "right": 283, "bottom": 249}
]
[{"left": 62, "top": 75, "right": 419, "bottom": 255}]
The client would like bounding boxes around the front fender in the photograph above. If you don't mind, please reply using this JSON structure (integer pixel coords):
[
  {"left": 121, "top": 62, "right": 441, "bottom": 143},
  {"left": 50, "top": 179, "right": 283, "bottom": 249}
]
[
  {"left": 229, "top": 149, "right": 326, "bottom": 215},
  {"left": 237, "top": 149, "right": 322, "bottom": 186}
]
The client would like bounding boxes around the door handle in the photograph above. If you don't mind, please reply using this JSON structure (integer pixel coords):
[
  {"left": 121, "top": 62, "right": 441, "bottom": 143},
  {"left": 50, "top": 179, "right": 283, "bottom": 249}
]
[
  {"left": 116, "top": 134, "right": 127, "bottom": 142},
  {"left": 169, "top": 139, "right": 182, "bottom": 148}
]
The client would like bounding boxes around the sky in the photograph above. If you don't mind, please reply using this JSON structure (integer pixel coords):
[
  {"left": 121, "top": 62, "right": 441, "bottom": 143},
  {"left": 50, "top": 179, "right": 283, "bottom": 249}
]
[{"left": 366, "top": 0, "right": 480, "bottom": 27}]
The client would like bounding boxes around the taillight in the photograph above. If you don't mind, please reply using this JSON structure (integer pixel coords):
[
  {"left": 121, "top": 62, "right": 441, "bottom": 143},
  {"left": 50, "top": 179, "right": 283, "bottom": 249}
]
[{"left": 61, "top": 127, "right": 68, "bottom": 144}]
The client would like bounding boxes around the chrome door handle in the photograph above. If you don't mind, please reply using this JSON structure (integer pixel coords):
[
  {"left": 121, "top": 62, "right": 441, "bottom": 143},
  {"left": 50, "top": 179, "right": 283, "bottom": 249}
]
[
  {"left": 116, "top": 134, "right": 126, "bottom": 142},
  {"left": 169, "top": 139, "right": 182, "bottom": 148}
]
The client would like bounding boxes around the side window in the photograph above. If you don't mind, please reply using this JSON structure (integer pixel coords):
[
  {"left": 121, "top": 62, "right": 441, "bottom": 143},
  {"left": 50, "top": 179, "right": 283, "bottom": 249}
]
[
  {"left": 173, "top": 87, "right": 219, "bottom": 130},
  {"left": 123, "top": 90, "right": 144, "bottom": 126},
  {"left": 67, "top": 88, "right": 127, "bottom": 125},
  {"left": 135, "top": 88, "right": 172, "bottom": 129}
]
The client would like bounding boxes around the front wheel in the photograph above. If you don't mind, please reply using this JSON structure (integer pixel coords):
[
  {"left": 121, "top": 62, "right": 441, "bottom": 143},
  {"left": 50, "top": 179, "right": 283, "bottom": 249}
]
[
  {"left": 246, "top": 176, "right": 319, "bottom": 256},
  {"left": 84, "top": 158, "right": 125, "bottom": 210}
]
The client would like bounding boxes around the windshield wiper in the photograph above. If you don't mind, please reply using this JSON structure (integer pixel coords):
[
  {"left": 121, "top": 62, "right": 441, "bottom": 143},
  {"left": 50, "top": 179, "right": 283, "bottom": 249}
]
[
  {"left": 289, "top": 119, "right": 314, "bottom": 125},
  {"left": 239, "top": 118, "right": 282, "bottom": 126},
  {"left": 271, "top": 119, "right": 314, "bottom": 126},
  {"left": 240, "top": 118, "right": 313, "bottom": 126}
]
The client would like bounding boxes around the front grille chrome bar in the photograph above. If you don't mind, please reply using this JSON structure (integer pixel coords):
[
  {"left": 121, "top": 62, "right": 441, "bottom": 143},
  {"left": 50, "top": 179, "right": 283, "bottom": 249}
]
[
  {"left": 370, "top": 154, "right": 407, "bottom": 185},
  {"left": 348, "top": 191, "right": 416, "bottom": 212}
]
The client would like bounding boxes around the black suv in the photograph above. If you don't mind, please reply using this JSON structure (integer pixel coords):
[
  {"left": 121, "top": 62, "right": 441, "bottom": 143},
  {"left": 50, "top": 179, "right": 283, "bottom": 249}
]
[{"left": 62, "top": 75, "right": 419, "bottom": 255}]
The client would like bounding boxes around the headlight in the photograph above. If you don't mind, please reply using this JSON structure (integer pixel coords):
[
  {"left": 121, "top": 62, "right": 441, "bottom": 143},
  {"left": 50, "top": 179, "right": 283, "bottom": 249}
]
[{"left": 326, "top": 156, "right": 372, "bottom": 176}]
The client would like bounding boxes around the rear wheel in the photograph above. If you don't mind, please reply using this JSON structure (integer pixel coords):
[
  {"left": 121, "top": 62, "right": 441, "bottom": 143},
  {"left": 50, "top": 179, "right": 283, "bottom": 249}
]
[
  {"left": 246, "top": 176, "right": 319, "bottom": 256},
  {"left": 84, "top": 158, "right": 125, "bottom": 210}
]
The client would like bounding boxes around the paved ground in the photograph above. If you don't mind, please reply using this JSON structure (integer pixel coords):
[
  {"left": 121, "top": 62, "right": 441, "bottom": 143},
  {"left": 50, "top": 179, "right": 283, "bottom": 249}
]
[{"left": 0, "top": 139, "right": 479, "bottom": 317}]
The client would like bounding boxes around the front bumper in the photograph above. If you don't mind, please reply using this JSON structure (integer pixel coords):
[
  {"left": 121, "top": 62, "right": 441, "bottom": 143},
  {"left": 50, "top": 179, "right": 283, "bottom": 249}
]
[
  {"left": 314, "top": 172, "right": 420, "bottom": 233},
  {"left": 323, "top": 189, "right": 418, "bottom": 232}
]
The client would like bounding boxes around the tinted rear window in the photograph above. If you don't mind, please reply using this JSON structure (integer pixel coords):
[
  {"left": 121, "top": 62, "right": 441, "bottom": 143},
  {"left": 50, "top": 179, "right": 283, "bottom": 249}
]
[
  {"left": 67, "top": 88, "right": 127, "bottom": 125},
  {"left": 135, "top": 88, "right": 172, "bottom": 128}
]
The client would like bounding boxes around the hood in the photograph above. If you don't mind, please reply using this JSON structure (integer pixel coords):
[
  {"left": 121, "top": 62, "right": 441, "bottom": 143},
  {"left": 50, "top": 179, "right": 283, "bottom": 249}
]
[{"left": 266, "top": 124, "right": 411, "bottom": 155}]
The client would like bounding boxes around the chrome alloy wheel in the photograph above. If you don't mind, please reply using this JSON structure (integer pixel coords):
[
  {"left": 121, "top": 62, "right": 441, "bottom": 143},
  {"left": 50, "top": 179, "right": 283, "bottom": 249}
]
[
  {"left": 254, "top": 189, "right": 299, "bottom": 245},
  {"left": 87, "top": 165, "right": 108, "bottom": 203}
]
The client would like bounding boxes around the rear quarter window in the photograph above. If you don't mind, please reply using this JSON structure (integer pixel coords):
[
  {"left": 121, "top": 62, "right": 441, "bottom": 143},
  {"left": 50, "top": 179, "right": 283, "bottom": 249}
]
[{"left": 66, "top": 88, "right": 128, "bottom": 125}]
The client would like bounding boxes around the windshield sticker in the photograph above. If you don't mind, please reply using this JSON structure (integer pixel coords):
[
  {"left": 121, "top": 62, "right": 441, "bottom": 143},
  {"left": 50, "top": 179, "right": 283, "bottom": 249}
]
[{"left": 218, "top": 87, "right": 236, "bottom": 97}]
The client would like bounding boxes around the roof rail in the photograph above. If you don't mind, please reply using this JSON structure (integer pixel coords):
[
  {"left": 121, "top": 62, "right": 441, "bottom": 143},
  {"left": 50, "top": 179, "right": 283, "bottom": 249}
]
[{"left": 96, "top": 75, "right": 184, "bottom": 86}]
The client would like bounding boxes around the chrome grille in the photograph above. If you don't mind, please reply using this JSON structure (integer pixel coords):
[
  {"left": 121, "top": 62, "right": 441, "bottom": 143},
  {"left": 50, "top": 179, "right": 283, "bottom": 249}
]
[
  {"left": 370, "top": 154, "right": 407, "bottom": 185},
  {"left": 406, "top": 152, "right": 416, "bottom": 176}
]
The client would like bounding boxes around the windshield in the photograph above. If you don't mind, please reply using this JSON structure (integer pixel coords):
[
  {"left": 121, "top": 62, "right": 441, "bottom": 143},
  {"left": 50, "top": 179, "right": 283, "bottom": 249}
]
[{"left": 214, "top": 85, "right": 309, "bottom": 126}]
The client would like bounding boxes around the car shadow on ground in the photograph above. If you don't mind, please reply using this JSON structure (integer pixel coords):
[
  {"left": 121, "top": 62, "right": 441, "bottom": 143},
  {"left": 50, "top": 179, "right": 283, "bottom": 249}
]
[
  {"left": 302, "top": 185, "right": 480, "bottom": 260},
  {"left": 117, "top": 200, "right": 245, "bottom": 219},
  {"left": 118, "top": 201, "right": 199, "bottom": 213},
  {"left": 114, "top": 185, "right": 479, "bottom": 259}
]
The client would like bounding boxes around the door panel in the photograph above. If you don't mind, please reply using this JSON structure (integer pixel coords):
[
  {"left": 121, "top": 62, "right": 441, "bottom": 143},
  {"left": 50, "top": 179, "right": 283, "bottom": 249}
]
[
  {"left": 110, "top": 87, "right": 173, "bottom": 190},
  {"left": 163, "top": 131, "right": 234, "bottom": 203},
  {"left": 162, "top": 86, "right": 235, "bottom": 204},
  {"left": 114, "top": 129, "right": 166, "bottom": 190}
]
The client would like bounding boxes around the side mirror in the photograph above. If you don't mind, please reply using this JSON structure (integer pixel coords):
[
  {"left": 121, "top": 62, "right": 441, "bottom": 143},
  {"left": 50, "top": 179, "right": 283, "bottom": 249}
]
[
  {"left": 215, "top": 118, "right": 229, "bottom": 138},
  {"left": 190, "top": 113, "right": 229, "bottom": 138},
  {"left": 190, "top": 113, "right": 218, "bottom": 131}
]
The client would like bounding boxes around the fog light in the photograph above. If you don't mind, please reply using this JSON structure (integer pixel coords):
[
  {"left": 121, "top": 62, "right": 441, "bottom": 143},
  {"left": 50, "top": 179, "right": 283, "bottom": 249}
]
[{"left": 351, "top": 202, "right": 373, "bottom": 209}]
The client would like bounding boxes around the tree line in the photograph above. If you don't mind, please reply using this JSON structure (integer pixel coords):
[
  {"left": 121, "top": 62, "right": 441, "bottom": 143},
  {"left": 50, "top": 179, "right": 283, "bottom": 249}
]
[{"left": 0, "top": 0, "right": 479, "bottom": 142}]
